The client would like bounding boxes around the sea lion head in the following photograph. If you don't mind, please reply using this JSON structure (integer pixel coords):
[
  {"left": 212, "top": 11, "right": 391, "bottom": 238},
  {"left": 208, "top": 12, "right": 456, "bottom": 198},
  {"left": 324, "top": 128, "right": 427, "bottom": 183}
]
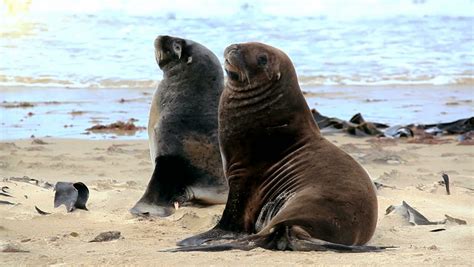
[
  {"left": 224, "top": 42, "right": 287, "bottom": 90},
  {"left": 154, "top": 35, "right": 193, "bottom": 70}
]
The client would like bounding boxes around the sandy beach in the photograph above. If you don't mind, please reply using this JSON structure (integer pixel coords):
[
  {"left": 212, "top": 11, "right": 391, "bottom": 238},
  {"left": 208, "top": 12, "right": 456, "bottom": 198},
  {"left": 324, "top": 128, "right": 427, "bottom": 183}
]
[
  {"left": 1, "top": 0, "right": 473, "bottom": 265},
  {"left": 1, "top": 134, "right": 473, "bottom": 265}
]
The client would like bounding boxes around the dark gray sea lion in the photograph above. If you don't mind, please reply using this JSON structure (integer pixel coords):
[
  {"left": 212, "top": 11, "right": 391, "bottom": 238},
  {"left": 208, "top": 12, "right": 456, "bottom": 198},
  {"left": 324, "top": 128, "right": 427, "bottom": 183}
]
[
  {"left": 130, "top": 35, "right": 228, "bottom": 216},
  {"left": 172, "top": 42, "right": 384, "bottom": 252}
]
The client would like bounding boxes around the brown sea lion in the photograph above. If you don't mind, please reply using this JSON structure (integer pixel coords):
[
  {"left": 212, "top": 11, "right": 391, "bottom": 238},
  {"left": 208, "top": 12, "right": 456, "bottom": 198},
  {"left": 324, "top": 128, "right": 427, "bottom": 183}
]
[
  {"left": 130, "top": 35, "right": 228, "bottom": 216},
  {"left": 172, "top": 42, "right": 385, "bottom": 252}
]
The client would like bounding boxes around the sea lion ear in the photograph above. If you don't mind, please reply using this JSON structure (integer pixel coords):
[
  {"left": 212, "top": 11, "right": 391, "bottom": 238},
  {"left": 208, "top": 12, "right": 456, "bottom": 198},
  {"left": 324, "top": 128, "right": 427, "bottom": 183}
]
[
  {"left": 276, "top": 72, "right": 281, "bottom": 81},
  {"left": 172, "top": 41, "right": 182, "bottom": 59}
]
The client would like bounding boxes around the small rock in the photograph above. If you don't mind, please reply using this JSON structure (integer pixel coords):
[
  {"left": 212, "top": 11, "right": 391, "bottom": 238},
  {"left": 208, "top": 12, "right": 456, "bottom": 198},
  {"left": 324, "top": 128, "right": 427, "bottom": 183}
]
[
  {"left": 31, "top": 139, "right": 48, "bottom": 145},
  {"left": 89, "top": 231, "right": 121, "bottom": 242},
  {"left": 70, "top": 232, "right": 79, "bottom": 237},
  {"left": 0, "top": 242, "right": 29, "bottom": 253},
  {"left": 445, "top": 214, "right": 467, "bottom": 225}
]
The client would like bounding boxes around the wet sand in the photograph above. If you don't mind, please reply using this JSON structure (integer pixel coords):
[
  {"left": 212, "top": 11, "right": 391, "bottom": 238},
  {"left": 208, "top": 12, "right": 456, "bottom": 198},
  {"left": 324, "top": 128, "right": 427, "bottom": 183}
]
[
  {"left": 1, "top": 85, "right": 473, "bottom": 140},
  {"left": 1, "top": 135, "right": 473, "bottom": 265}
]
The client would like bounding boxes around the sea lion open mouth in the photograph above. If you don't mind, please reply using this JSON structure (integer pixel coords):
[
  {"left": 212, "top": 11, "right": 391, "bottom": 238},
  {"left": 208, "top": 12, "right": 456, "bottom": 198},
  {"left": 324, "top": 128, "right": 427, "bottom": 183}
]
[
  {"left": 154, "top": 50, "right": 163, "bottom": 65},
  {"left": 225, "top": 68, "right": 240, "bottom": 81},
  {"left": 224, "top": 46, "right": 246, "bottom": 83}
]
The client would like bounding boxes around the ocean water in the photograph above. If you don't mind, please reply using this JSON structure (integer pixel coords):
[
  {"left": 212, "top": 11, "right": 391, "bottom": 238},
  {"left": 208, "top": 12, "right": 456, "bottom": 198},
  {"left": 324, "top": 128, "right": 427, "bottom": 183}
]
[
  {"left": 0, "top": 0, "right": 473, "bottom": 87},
  {"left": 0, "top": 0, "right": 473, "bottom": 139}
]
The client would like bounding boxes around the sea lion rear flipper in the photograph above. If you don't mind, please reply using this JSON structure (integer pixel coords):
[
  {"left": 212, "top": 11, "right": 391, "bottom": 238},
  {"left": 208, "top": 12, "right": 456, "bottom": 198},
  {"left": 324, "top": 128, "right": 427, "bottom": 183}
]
[
  {"left": 274, "top": 225, "right": 394, "bottom": 252},
  {"left": 169, "top": 227, "right": 394, "bottom": 253},
  {"left": 288, "top": 238, "right": 394, "bottom": 252}
]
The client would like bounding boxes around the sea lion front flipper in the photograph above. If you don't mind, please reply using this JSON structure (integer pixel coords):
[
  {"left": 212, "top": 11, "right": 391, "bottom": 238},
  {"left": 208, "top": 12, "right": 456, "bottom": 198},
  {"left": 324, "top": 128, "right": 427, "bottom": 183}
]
[
  {"left": 176, "top": 227, "right": 244, "bottom": 247},
  {"left": 186, "top": 185, "right": 228, "bottom": 205},
  {"left": 163, "top": 240, "right": 257, "bottom": 252},
  {"left": 129, "top": 201, "right": 173, "bottom": 217},
  {"left": 130, "top": 155, "right": 196, "bottom": 217}
]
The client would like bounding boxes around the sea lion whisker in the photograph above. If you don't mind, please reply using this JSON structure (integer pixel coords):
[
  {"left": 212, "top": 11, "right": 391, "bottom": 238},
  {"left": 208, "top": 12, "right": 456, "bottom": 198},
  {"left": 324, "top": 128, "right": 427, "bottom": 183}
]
[
  {"left": 263, "top": 68, "right": 273, "bottom": 81},
  {"left": 243, "top": 70, "right": 251, "bottom": 87}
]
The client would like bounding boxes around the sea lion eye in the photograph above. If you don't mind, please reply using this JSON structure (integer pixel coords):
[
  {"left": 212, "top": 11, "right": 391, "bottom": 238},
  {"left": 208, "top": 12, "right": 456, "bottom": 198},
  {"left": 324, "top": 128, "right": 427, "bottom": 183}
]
[
  {"left": 257, "top": 55, "right": 268, "bottom": 66},
  {"left": 172, "top": 41, "right": 182, "bottom": 59}
]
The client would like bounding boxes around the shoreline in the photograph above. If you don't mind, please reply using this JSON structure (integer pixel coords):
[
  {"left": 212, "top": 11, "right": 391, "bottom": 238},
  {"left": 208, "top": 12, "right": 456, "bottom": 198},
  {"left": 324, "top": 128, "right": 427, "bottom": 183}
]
[{"left": 1, "top": 84, "right": 472, "bottom": 141}]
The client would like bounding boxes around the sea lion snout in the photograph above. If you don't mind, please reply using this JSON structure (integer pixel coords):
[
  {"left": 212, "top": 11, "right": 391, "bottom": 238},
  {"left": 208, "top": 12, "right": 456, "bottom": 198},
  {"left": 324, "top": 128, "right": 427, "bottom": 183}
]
[
  {"left": 153, "top": 35, "right": 185, "bottom": 68},
  {"left": 154, "top": 35, "right": 163, "bottom": 51},
  {"left": 224, "top": 42, "right": 284, "bottom": 87},
  {"left": 224, "top": 44, "right": 240, "bottom": 57},
  {"left": 224, "top": 45, "right": 243, "bottom": 82}
]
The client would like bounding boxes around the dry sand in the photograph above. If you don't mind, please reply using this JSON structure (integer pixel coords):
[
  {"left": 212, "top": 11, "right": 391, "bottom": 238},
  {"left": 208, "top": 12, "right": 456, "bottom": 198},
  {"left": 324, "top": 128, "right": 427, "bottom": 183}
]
[{"left": 1, "top": 135, "right": 473, "bottom": 265}]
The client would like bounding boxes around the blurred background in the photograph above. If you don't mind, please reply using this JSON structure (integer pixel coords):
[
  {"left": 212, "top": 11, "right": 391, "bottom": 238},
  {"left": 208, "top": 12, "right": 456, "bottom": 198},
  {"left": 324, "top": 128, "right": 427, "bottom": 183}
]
[
  {"left": 1, "top": 0, "right": 473, "bottom": 87},
  {"left": 0, "top": 0, "right": 473, "bottom": 139}
]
